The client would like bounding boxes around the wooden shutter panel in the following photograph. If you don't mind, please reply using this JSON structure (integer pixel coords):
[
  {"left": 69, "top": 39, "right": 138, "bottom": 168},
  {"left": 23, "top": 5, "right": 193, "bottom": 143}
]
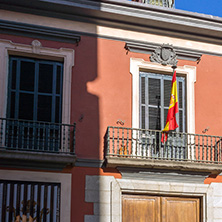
[{"left": 148, "top": 78, "right": 161, "bottom": 130}]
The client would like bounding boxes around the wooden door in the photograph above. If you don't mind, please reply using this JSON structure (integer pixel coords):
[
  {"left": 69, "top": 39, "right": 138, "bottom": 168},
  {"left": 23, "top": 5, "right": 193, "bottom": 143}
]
[
  {"left": 122, "top": 195, "right": 200, "bottom": 222},
  {"left": 162, "top": 197, "right": 200, "bottom": 222}
]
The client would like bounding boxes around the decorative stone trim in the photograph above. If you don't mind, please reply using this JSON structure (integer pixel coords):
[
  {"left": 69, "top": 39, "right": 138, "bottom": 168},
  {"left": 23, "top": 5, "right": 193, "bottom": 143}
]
[
  {"left": 84, "top": 175, "right": 222, "bottom": 222},
  {"left": 0, "top": 19, "right": 81, "bottom": 44},
  {"left": 130, "top": 58, "right": 196, "bottom": 134},
  {"left": 150, "top": 43, "right": 178, "bottom": 66},
  {"left": 0, "top": 39, "right": 74, "bottom": 125}
]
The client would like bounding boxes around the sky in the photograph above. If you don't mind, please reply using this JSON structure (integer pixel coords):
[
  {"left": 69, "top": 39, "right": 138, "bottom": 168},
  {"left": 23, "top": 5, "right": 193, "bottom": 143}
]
[{"left": 176, "top": 0, "right": 222, "bottom": 18}]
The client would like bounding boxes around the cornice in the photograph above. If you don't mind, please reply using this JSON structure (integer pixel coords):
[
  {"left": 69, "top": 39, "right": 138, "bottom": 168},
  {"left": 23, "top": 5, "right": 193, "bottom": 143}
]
[
  {"left": 125, "top": 42, "right": 205, "bottom": 61},
  {"left": 0, "top": 19, "right": 81, "bottom": 44},
  {"left": 1, "top": 0, "right": 222, "bottom": 44},
  {"left": 125, "top": 41, "right": 222, "bottom": 61}
]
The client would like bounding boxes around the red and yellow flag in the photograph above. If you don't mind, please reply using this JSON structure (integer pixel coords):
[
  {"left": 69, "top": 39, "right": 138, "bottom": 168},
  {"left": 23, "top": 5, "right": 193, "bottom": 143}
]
[{"left": 161, "top": 70, "right": 179, "bottom": 142}]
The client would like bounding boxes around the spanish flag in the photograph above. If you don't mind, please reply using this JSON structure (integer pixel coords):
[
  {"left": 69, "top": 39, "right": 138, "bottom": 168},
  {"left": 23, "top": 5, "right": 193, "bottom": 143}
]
[{"left": 161, "top": 70, "right": 179, "bottom": 143}]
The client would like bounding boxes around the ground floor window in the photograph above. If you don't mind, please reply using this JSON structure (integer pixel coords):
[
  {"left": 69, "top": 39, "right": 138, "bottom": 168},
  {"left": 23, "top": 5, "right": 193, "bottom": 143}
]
[{"left": 0, "top": 180, "right": 61, "bottom": 222}]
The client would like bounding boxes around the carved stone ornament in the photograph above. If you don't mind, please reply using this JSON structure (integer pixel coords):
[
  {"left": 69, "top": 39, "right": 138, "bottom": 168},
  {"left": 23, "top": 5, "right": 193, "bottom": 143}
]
[
  {"left": 31, "top": 40, "right": 42, "bottom": 54},
  {"left": 150, "top": 44, "right": 178, "bottom": 66}
]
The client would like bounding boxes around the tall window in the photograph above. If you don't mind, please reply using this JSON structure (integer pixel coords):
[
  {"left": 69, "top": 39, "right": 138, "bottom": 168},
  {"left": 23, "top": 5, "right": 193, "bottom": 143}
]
[
  {"left": 140, "top": 72, "right": 186, "bottom": 132},
  {"left": 6, "top": 57, "right": 63, "bottom": 151},
  {"left": 7, "top": 56, "right": 63, "bottom": 123}
]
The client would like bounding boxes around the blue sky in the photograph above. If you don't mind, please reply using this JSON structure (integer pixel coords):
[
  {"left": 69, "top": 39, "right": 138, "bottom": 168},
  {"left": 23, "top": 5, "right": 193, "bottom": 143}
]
[{"left": 176, "top": 0, "right": 222, "bottom": 17}]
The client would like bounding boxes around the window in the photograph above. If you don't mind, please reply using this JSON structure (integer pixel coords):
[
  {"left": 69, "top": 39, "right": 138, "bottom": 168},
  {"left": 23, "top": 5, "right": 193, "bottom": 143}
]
[
  {"left": 139, "top": 72, "right": 186, "bottom": 132},
  {"left": 7, "top": 56, "right": 63, "bottom": 123},
  {"left": 0, "top": 40, "right": 74, "bottom": 154},
  {"left": 0, "top": 180, "right": 61, "bottom": 222},
  {"left": 5, "top": 56, "right": 63, "bottom": 151},
  {"left": 130, "top": 58, "right": 195, "bottom": 134}
]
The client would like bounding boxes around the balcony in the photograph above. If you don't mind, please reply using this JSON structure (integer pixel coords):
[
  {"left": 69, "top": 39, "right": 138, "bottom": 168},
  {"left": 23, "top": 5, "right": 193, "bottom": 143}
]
[
  {"left": 130, "top": 0, "right": 175, "bottom": 8},
  {"left": 105, "top": 126, "right": 222, "bottom": 174},
  {"left": 0, "top": 118, "right": 76, "bottom": 169}
]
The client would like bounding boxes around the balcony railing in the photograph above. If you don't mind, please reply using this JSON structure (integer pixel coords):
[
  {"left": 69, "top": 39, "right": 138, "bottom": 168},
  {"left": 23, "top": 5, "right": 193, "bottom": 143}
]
[
  {"left": 105, "top": 126, "right": 222, "bottom": 164},
  {"left": 0, "top": 118, "right": 76, "bottom": 154},
  {"left": 130, "top": 0, "right": 175, "bottom": 8}
]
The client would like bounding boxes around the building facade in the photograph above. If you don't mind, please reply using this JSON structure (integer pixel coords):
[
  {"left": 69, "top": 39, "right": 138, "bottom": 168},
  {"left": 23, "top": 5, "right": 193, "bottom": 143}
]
[{"left": 0, "top": 0, "right": 222, "bottom": 221}]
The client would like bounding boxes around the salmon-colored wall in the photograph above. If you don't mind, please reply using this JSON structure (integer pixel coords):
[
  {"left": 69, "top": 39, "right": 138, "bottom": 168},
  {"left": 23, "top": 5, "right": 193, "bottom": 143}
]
[
  {"left": 2, "top": 33, "right": 222, "bottom": 163},
  {"left": 3, "top": 33, "right": 222, "bottom": 161},
  {"left": 2, "top": 33, "right": 222, "bottom": 221}
]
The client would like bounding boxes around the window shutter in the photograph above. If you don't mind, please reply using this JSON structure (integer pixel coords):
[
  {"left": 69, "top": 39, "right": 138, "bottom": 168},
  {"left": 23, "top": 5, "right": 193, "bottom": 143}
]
[
  {"left": 140, "top": 72, "right": 186, "bottom": 133},
  {"left": 148, "top": 78, "right": 161, "bottom": 130}
]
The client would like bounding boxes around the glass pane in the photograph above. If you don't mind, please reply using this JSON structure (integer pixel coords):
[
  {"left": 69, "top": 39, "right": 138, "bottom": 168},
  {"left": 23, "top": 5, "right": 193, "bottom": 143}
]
[
  {"left": 55, "top": 96, "right": 61, "bottom": 123},
  {"left": 37, "top": 95, "right": 52, "bottom": 122},
  {"left": 20, "top": 61, "right": 35, "bottom": 91},
  {"left": 179, "top": 81, "right": 183, "bottom": 108},
  {"left": 56, "top": 66, "right": 62, "bottom": 94},
  {"left": 141, "top": 106, "right": 146, "bottom": 129},
  {"left": 149, "top": 107, "right": 161, "bottom": 130},
  {"left": 149, "top": 78, "right": 160, "bottom": 106},
  {"left": 11, "top": 60, "right": 17, "bottom": 90},
  {"left": 164, "top": 108, "right": 168, "bottom": 127},
  {"left": 141, "top": 77, "right": 145, "bottom": 104},
  {"left": 9, "top": 92, "right": 15, "bottom": 118},
  {"left": 164, "top": 79, "right": 171, "bottom": 107},
  {"left": 38, "top": 63, "right": 53, "bottom": 93},
  {"left": 19, "top": 93, "right": 34, "bottom": 120},
  {"left": 179, "top": 110, "right": 183, "bottom": 132}
]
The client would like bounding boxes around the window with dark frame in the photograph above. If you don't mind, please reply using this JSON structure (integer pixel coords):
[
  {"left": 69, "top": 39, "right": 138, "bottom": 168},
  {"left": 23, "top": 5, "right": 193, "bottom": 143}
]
[
  {"left": 139, "top": 72, "right": 186, "bottom": 133},
  {"left": 7, "top": 56, "right": 63, "bottom": 123},
  {"left": 5, "top": 56, "right": 64, "bottom": 151}
]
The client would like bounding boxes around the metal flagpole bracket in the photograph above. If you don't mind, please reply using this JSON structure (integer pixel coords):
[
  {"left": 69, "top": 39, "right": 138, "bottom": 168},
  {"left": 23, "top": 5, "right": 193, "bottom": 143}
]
[{"left": 171, "top": 64, "right": 177, "bottom": 71}]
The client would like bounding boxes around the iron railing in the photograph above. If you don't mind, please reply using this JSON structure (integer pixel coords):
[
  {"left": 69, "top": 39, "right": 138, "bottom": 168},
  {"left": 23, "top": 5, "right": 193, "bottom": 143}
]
[
  {"left": 105, "top": 126, "right": 222, "bottom": 164},
  {"left": 130, "top": 0, "right": 175, "bottom": 8},
  {"left": 0, "top": 118, "right": 76, "bottom": 154}
]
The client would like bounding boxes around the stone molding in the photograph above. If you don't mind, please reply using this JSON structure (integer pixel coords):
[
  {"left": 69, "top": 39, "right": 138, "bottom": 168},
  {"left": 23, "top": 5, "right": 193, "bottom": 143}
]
[
  {"left": 106, "top": 157, "right": 222, "bottom": 174},
  {"left": 0, "top": 39, "right": 74, "bottom": 125},
  {"left": 2, "top": 0, "right": 222, "bottom": 44},
  {"left": 84, "top": 175, "right": 222, "bottom": 222},
  {"left": 0, "top": 19, "right": 81, "bottom": 44},
  {"left": 130, "top": 58, "right": 196, "bottom": 134}
]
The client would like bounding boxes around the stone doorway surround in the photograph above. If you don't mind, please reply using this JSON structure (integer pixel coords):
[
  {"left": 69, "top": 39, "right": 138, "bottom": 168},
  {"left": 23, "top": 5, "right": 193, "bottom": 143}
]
[{"left": 85, "top": 175, "right": 222, "bottom": 222}]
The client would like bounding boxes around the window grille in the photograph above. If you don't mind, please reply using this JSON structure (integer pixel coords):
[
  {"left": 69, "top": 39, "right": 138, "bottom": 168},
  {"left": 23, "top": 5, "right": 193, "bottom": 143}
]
[{"left": 0, "top": 180, "right": 61, "bottom": 222}]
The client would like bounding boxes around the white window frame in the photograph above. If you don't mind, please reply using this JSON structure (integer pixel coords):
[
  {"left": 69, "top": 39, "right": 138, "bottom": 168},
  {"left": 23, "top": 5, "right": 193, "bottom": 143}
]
[
  {"left": 130, "top": 57, "right": 196, "bottom": 134},
  {"left": 0, "top": 39, "right": 74, "bottom": 125}
]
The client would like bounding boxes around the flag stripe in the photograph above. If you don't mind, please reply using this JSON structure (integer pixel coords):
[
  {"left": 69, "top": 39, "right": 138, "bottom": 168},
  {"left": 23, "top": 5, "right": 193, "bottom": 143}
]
[{"left": 162, "top": 70, "right": 179, "bottom": 140}]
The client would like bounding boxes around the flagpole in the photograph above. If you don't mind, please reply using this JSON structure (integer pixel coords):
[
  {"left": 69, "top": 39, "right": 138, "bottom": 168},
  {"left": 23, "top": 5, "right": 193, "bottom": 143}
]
[{"left": 161, "top": 64, "right": 179, "bottom": 143}]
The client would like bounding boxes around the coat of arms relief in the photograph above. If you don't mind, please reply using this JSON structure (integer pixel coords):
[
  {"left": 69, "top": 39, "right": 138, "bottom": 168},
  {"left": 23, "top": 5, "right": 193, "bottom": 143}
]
[{"left": 150, "top": 44, "right": 178, "bottom": 66}]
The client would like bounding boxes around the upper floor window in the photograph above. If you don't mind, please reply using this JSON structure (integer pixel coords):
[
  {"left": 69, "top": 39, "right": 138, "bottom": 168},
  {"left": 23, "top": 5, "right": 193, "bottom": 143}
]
[
  {"left": 139, "top": 72, "right": 186, "bottom": 132},
  {"left": 7, "top": 57, "right": 63, "bottom": 123}
]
